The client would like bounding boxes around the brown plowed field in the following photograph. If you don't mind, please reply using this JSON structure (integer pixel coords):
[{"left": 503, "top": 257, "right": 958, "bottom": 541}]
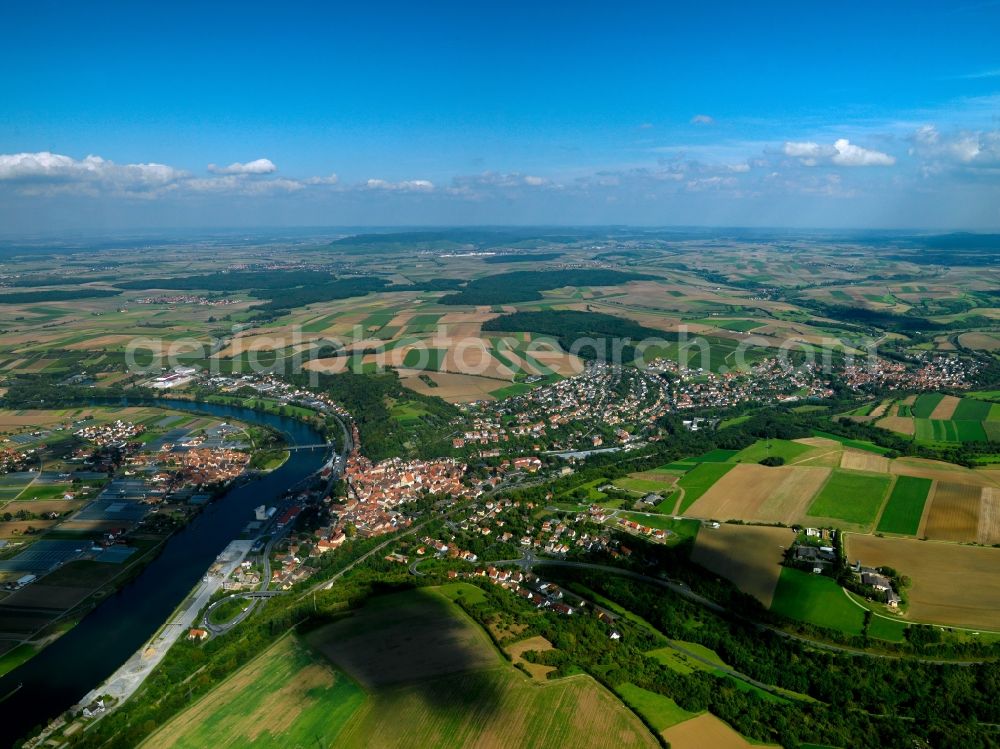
[
  {"left": 929, "top": 395, "right": 961, "bottom": 420},
  {"left": 687, "top": 464, "right": 829, "bottom": 525},
  {"left": 840, "top": 449, "right": 890, "bottom": 473},
  {"left": 663, "top": 714, "right": 779, "bottom": 749},
  {"left": 924, "top": 482, "right": 982, "bottom": 542},
  {"left": 845, "top": 534, "right": 1000, "bottom": 630},
  {"left": 978, "top": 488, "right": 1000, "bottom": 546}
]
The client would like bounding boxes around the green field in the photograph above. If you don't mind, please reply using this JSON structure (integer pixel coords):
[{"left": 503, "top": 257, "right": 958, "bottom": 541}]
[
  {"left": 875, "top": 476, "right": 931, "bottom": 535},
  {"left": 402, "top": 347, "right": 447, "bottom": 370},
  {"left": 731, "top": 439, "right": 812, "bottom": 464},
  {"left": 405, "top": 313, "right": 444, "bottom": 333},
  {"left": 335, "top": 666, "right": 659, "bottom": 748},
  {"left": 911, "top": 393, "right": 945, "bottom": 418},
  {"left": 770, "top": 568, "right": 908, "bottom": 642},
  {"left": 613, "top": 476, "right": 674, "bottom": 494},
  {"left": 0, "top": 643, "right": 39, "bottom": 678},
  {"left": 693, "top": 448, "right": 740, "bottom": 462},
  {"left": 436, "top": 581, "right": 488, "bottom": 606},
  {"left": 952, "top": 397, "right": 993, "bottom": 421},
  {"left": 677, "top": 462, "right": 735, "bottom": 513},
  {"left": 806, "top": 470, "right": 892, "bottom": 527},
  {"left": 616, "top": 683, "right": 699, "bottom": 731},
  {"left": 143, "top": 635, "right": 366, "bottom": 749},
  {"left": 300, "top": 312, "right": 344, "bottom": 333},
  {"left": 770, "top": 568, "right": 865, "bottom": 635},
  {"left": 914, "top": 418, "right": 988, "bottom": 443},
  {"left": 489, "top": 382, "right": 535, "bottom": 399}
]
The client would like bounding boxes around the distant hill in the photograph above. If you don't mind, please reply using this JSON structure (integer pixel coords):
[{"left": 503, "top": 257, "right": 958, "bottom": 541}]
[{"left": 328, "top": 228, "right": 597, "bottom": 254}]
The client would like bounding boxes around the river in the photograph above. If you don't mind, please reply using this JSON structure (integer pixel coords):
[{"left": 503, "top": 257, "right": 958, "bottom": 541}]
[{"left": 0, "top": 399, "right": 327, "bottom": 745}]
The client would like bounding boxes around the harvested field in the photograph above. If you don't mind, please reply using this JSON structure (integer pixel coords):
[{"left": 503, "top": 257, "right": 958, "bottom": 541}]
[
  {"left": 686, "top": 464, "right": 829, "bottom": 525},
  {"left": 675, "top": 463, "right": 736, "bottom": 514},
  {"left": 844, "top": 535, "right": 1000, "bottom": 630},
  {"left": 891, "top": 458, "right": 999, "bottom": 487},
  {"left": 958, "top": 332, "right": 1000, "bottom": 351},
  {"left": 876, "top": 415, "right": 916, "bottom": 436},
  {"left": 2, "top": 499, "right": 84, "bottom": 515},
  {"left": 978, "top": 488, "right": 1000, "bottom": 546},
  {"left": 505, "top": 635, "right": 555, "bottom": 680},
  {"left": 924, "top": 482, "right": 983, "bottom": 542},
  {"left": 840, "top": 449, "right": 890, "bottom": 473},
  {"left": 868, "top": 401, "right": 890, "bottom": 419},
  {"left": 0, "top": 409, "right": 84, "bottom": 429},
  {"left": 309, "top": 589, "right": 500, "bottom": 688},
  {"left": 929, "top": 395, "right": 962, "bottom": 420},
  {"left": 663, "top": 713, "right": 778, "bottom": 749},
  {"left": 792, "top": 436, "right": 842, "bottom": 449},
  {"left": 336, "top": 668, "right": 660, "bottom": 749},
  {"left": 757, "top": 468, "right": 831, "bottom": 522},
  {"left": 401, "top": 371, "right": 503, "bottom": 402},
  {"left": 0, "top": 520, "right": 58, "bottom": 537},
  {"left": 691, "top": 524, "right": 793, "bottom": 607}
]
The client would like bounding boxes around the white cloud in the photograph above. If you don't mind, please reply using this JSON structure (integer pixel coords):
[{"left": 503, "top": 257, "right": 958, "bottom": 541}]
[
  {"left": 831, "top": 138, "right": 895, "bottom": 166},
  {"left": 365, "top": 178, "right": 434, "bottom": 191},
  {"left": 782, "top": 139, "right": 894, "bottom": 167},
  {"left": 185, "top": 175, "right": 305, "bottom": 194},
  {"left": 910, "top": 125, "right": 1000, "bottom": 169},
  {"left": 690, "top": 114, "right": 714, "bottom": 125},
  {"left": 0, "top": 151, "right": 185, "bottom": 194},
  {"left": 302, "top": 173, "right": 340, "bottom": 185},
  {"left": 207, "top": 158, "right": 277, "bottom": 175}
]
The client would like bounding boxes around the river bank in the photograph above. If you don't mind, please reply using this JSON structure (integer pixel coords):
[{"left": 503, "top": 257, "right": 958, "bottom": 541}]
[{"left": 0, "top": 400, "right": 327, "bottom": 747}]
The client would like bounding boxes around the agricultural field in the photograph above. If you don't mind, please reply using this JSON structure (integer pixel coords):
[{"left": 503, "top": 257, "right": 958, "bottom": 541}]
[
  {"left": 675, "top": 462, "right": 735, "bottom": 513},
  {"left": 805, "top": 470, "right": 892, "bottom": 529},
  {"left": 875, "top": 476, "right": 933, "bottom": 535},
  {"left": 335, "top": 666, "right": 659, "bottom": 749},
  {"left": 143, "top": 635, "right": 366, "bottom": 749},
  {"left": 877, "top": 394, "right": 997, "bottom": 444},
  {"left": 769, "top": 568, "right": 866, "bottom": 636},
  {"left": 685, "top": 463, "right": 831, "bottom": 525},
  {"left": 308, "top": 588, "right": 659, "bottom": 749},
  {"left": 844, "top": 535, "right": 1000, "bottom": 631},
  {"left": 922, "top": 481, "right": 993, "bottom": 543},
  {"left": 615, "top": 683, "right": 699, "bottom": 732},
  {"left": 690, "top": 524, "right": 794, "bottom": 607},
  {"left": 730, "top": 439, "right": 814, "bottom": 465},
  {"left": 504, "top": 635, "right": 556, "bottom": 680},
  {"left": 662, "top": 713, "right": 780, "bottom": 749},
  {"left": 309, "top": 588, "right": 501, "bottom": 688}
]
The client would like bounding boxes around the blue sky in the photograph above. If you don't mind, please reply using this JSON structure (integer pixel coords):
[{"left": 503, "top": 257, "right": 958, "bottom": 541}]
[{"left": 2, "top": 0, "right": 999, "bottom": 232}]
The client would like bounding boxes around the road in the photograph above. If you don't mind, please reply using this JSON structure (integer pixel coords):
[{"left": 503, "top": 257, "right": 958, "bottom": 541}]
[
  {"left": 76, "top": 540, "right": 254, "bottom": 709},
  {"left": 503, "top": 557, "right": 986, "bottom": 664}
]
